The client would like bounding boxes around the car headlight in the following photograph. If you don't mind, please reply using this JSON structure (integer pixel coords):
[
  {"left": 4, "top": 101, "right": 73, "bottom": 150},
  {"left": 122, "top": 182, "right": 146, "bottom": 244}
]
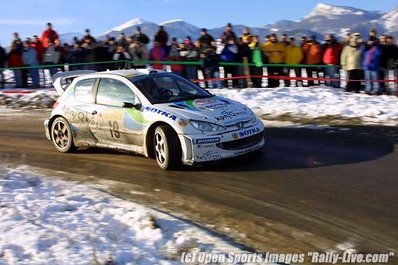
[
  {"left": 250, "top": 112, "right": 258, "bottom": 124},
  {"left": 190, "top": 120, "right": 226, "bottom": 133}
]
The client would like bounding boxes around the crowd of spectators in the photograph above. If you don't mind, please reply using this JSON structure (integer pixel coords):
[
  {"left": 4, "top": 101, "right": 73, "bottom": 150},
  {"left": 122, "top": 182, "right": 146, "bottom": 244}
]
[{"left": 0, "top": 22, "right": 397, "bottom": 95}]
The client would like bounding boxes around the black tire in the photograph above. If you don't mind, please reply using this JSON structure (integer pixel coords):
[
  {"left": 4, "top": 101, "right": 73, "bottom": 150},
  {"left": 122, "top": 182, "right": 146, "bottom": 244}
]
[
  {"left": 153, "top": 125, "right": 181, "bottom": 170},
  {"left": 50, "top": 117, "right": 76, "bottom": 153}
]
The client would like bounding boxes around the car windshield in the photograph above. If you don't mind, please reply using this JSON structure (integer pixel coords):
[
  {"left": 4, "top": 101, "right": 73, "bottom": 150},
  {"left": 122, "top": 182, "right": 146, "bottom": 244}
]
[{"left": 129, "top": 73, "right": 213, "bottom": 104}]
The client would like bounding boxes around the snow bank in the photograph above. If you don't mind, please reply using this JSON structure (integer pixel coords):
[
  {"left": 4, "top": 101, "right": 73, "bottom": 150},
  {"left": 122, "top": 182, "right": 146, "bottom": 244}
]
[
  {"left": 0, "top": 89, "right": 58, "bottom": 109},
  {"left": 0, "top": 167, "right": 260, "bottom": 265},
  {"left": 213, "top": 86, "right": 398, "bottom": 126},
  {"left": 1, "top": 85, "right": 398, "bottom": 125}
]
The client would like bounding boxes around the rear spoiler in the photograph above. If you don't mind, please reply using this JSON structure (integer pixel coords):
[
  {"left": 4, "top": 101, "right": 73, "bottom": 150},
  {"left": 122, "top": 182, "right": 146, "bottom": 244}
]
[{"left": 52, "top": 70, "right": 96, "bottom": 95}]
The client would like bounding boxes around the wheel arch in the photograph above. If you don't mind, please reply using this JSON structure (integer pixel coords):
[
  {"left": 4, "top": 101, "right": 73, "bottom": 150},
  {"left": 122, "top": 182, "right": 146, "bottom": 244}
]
[
  {"left": 145, "top": 121, "right": 181, "bottom": 158},
  {"left": 48, "top": 115, "right": 76, "bottom": 147}
]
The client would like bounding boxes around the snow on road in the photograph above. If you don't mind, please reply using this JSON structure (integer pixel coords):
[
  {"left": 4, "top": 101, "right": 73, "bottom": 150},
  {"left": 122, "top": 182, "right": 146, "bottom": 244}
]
[
  {"left": 1, "top": 85, "right": 398, "bottom": 126},
  {"left": 0, "top": 166, "right": 269, "bottom": 265}
]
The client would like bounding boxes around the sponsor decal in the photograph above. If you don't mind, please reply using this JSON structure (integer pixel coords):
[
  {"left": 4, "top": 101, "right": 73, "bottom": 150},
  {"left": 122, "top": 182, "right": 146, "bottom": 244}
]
[
  {"left": 101, "top": 112, "right": 123, "bottom": 120},
  {"left": 233, "top": 145, "right": 261, "bottom": 156},
  {"left": 62, "top": 106, "right": 102, "bottom": 129},
  {"left": 197, "top": 144, "right": 216, "bottom": 148},
  {"left": 215, "top": 109, "right": 248, "bottom": 121},
  {"left": 196, "top": 151, "right": 222, "bottom": 161},
  {"left": 203, "top": 102, "right": 228, "bottom": 110},
  {"left": 193, "top": 98, "right": 216, "bottom": 106},
  {"left": 144, "top": 106, "right": 177, "bottom": 121},
  {"left": 238, "top": 127, "right": 261, "bottom": 138},
  {"left": 178, "top": 118, "right": 189, "bottom": 127},
  {"left": 194, "top": 137, "right": 221, "bottom": 144},
  {"left": 235, "top": 122, "right": 245, "bottom": 129},
  {"left": 123, "top": 108, "right": 148, "bottom": 130},
  {"left": 173, "top": 100, "right": 200, "bottom": 111}
]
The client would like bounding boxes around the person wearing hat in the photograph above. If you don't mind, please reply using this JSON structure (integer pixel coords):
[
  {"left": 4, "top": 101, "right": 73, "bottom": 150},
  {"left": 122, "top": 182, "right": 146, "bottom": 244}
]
[
  {"left": 198, "top": 28, "right": 215, "bottom": 50},
  {"left": 220, "top": 23, "right": 237, "bottom": 44},
  {"left": 369, "top": 29, "right": 378, "bottom": 39},
  {"left": 361, "top": 36, "right": 382, "bottom": 95},
  {"left": 135, "top": 26, "right": 149, "bottom": 46},
  {"left": 154, "top": 25, "right": 169, "bottom": 48},
  {"left": 81, "top": 28, "right": 96, "bottom": 44},
  {"left": 40, "top": 22, "right": 59, "bottom": 49}
]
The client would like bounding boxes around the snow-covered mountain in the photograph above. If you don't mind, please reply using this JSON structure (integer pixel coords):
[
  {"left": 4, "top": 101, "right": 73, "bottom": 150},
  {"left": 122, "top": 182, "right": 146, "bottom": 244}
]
[
  {"left": 59, "top": 3, "right": 398, "bottom": 45},
  {"left": 266, "top": 3, "right": 397, "bottom": 39}
]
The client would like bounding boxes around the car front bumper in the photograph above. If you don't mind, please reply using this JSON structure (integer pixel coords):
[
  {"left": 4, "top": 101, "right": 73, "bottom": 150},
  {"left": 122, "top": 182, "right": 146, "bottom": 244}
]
[
  {"left": 181, "top": 121, "right": 265, "bottom": 164},
  {"left": 44, "top": 119, "right": 51, "bottom": 140}
]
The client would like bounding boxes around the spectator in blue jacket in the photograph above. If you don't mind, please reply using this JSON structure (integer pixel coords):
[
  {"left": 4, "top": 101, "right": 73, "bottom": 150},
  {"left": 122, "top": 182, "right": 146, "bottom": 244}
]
[
  {"left": 220, "top": 37, "right": 239, "bottom": 88},
  {"left": 362, "top": 36, "right": 382, "bottom": 95},
  {"left": 22, "top": 41, "right": 40, "bottom": 88}
]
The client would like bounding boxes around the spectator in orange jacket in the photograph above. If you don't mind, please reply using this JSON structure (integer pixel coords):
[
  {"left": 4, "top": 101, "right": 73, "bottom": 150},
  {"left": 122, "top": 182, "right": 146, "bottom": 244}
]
[
  {"left": 40, "top": 22, "right": 59, "bottom": 49},
  {"left": 303, "top": 35, "right": 322, "bottom": 86}
]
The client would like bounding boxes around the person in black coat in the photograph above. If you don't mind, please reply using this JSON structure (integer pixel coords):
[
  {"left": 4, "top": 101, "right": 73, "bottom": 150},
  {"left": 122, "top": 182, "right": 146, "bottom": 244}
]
[
  {"left": 202, "top": 47, "right": 220, "bottom": 88},
  {"left": 220, "top": 23, "right": 237, "bottom": 44},
  {"left": 198, "top": 28, "right": 214, "bottom": 50},
  {"left": 0, "top": 44, "right": 6, "bottom": 87},
  {"left": 135, "top": 26, "right": 150, "bottom": 46},
  {"left": 154, "top": 26, "right": 169, "bottom": 48}
]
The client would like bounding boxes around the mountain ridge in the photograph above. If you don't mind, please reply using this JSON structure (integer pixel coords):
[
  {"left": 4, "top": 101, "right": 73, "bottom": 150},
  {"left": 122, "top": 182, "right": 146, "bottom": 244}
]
[{"left": 60, "top": 3, "right": 398, "bottom": 44}]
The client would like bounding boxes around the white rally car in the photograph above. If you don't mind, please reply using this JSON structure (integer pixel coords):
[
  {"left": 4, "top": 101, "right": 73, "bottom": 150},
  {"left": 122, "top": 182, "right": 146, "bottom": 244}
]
[{"left": 44, "top": 69, "right": 265, "bottom": 169}]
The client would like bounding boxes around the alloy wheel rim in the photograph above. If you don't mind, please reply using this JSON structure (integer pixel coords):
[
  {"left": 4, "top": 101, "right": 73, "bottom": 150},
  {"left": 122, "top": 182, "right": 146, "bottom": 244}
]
[
  {"left": 154, "top": 132, "right": 166, "bottom": 165},
  {"left": 52, "top": 121, "right": 70, "bottom": 149}
]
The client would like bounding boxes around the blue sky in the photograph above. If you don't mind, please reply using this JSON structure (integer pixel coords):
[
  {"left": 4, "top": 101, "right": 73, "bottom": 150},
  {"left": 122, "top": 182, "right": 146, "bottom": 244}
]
[{"left": 0, "top": 0, "right": 396, "bottom": 46}]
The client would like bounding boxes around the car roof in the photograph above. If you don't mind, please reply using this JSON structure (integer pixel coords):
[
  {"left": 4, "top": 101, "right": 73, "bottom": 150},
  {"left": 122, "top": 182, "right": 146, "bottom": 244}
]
[{"left": 94, "top": 69, "right": 167, "bottom": 79}]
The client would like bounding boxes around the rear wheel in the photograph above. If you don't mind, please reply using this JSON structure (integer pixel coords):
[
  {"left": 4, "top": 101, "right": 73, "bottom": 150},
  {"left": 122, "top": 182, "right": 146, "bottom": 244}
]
[
  {"left": 51, "top": 117, "right": 75, "bottom": 153},
  {"left": 153, "top": 125, "right": 181, "bottom": 170}
]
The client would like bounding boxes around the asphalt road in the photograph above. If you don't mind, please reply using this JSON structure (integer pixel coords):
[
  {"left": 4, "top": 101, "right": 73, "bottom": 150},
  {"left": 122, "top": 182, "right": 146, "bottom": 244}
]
[{"left": 0, "top": 110, "right": 397, "bottom": 261}]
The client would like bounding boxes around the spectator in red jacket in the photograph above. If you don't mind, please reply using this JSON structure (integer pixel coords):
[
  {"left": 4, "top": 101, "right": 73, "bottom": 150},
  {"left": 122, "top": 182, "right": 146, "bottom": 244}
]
[
  {"left": 40, "top": 22, "right": 59, "bottom": 49},
  {"left": 30, "top": 35, "right": 45, "bottom": 64},
  {"left": 322, "top": 34, "right": 344, "bottom": 88},
  {"left": 149, "top": 41, "right": 166, "bottom": 70},
  {"left": 7, "top": 44, "right": 24, "bottom": 87}
]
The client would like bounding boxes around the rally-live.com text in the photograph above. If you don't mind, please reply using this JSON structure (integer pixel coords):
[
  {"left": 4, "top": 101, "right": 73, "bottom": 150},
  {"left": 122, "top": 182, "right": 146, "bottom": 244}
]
[{"left": 181, "top": 251, "right": 395, "bottom": 264}]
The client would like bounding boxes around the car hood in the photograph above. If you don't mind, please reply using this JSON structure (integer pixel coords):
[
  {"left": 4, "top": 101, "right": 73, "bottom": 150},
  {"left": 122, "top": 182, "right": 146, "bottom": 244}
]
[{"left": 156, "top": 96, "right": 253, "bottom": 126}]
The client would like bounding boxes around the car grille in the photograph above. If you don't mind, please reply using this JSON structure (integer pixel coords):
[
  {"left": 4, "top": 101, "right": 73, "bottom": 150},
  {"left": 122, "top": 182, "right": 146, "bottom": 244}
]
[{"left": 216, "top": 132, "right": 264, "bottom": 150}]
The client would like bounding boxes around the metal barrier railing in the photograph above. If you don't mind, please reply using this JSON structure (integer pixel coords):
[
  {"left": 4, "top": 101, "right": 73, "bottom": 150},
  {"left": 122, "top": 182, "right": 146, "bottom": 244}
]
[{"left": 1, "top": 59, "right": 397, "bottom": 92}]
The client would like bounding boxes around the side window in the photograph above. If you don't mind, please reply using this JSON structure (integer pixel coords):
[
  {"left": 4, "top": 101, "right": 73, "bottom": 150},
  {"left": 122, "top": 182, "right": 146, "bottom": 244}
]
[
  {"left": 96, "top": 78, "right": 137, "bottom": 107},
  {"left": 74, "top": 78, "right": 96, "bottom": 103}
]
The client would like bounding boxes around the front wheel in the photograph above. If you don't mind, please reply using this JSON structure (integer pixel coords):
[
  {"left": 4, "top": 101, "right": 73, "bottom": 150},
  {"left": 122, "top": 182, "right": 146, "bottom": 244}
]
[
  {"left": 51, "top": 117, "right": 76, "bottom": 153},
  {"left": 153, "top": 125, "right": 181, "bottom": 170}
]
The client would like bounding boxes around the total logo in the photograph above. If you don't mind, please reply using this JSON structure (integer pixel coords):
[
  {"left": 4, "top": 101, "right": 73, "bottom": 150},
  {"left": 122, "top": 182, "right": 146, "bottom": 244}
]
[
  {"left": 238, "top": 127, "right": 260, "bottom": 138},
  {"left": 196, "top": 151, "right": 222, "bottom": 161}
]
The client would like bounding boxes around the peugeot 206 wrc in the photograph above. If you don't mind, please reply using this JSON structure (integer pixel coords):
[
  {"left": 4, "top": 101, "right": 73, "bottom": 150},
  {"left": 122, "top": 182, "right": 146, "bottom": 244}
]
[{"left": 44, "top": 69, "right": 265, "bottom": 169}]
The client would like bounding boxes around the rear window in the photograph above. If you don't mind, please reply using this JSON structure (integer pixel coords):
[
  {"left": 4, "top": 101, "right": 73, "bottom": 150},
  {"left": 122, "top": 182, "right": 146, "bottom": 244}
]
[{"left": 74, "top": 78, "right": 96, "bottom": 103}]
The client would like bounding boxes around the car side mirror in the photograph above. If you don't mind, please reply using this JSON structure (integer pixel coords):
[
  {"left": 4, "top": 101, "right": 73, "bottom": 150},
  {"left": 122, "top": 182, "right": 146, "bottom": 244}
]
[{"left": 123, "top": 102, "right": 142, "bottom": 110}]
